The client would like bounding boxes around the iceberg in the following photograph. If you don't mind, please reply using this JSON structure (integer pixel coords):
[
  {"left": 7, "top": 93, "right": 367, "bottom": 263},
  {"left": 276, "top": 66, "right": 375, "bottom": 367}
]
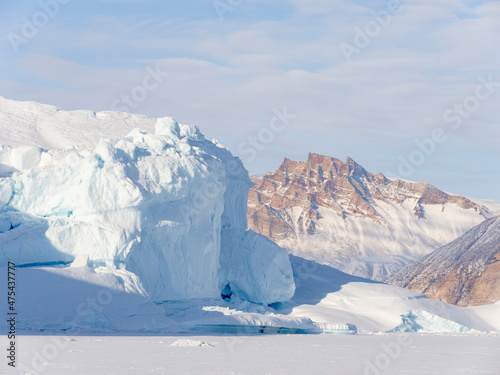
[
  {"left": 220, "top": 228, "right": 295, "bottom": 305},
  {"left": 0, "top": 116, "right": 294, "bottom": 304},
  {"left": 389, "top": 310, "right": 479, "bottom": 333}
]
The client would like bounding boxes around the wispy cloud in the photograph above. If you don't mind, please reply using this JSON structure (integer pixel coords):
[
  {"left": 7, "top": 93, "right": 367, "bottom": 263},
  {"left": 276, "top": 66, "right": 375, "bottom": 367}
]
[{"left": 0, "top": 0, "right": 499, "bottom": 199}]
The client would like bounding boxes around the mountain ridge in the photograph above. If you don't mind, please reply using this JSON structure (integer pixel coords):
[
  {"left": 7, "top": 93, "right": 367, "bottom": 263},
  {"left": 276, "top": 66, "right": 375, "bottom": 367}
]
[
  {"left": 387, "top": 216, "right": 500, "bottom": 306},
  {"left": 248, "top": 152, "right": 495, "bottom": 280}
]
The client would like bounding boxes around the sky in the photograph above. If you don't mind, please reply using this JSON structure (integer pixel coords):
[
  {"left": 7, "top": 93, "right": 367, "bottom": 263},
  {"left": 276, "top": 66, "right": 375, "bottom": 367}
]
[{"left": 0, "top": 0, "right": 499, "bottom": 200}]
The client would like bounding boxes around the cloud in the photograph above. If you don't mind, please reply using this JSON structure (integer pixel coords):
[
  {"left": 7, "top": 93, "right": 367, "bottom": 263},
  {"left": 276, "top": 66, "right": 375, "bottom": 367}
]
[{"left": 0, "top": 0, "right": 499, "bottom": 198}]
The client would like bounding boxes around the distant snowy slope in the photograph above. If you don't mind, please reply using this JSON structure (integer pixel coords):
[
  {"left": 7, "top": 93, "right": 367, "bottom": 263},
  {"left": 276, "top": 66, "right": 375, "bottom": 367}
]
[
  {"left": 473, "top": 198, "right": 500, "bottom": 215},
  {"left": 388, "top": 216, "right": 500, "bottom": 306},
  {"left": 248, "top": 153, "right": 498, "bottom": 280}
]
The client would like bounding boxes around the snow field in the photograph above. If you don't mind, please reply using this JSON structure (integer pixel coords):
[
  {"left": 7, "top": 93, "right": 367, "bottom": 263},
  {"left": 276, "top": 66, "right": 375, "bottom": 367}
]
[{"left": 12, "top": 334, "right": 500, "bottom": 375}]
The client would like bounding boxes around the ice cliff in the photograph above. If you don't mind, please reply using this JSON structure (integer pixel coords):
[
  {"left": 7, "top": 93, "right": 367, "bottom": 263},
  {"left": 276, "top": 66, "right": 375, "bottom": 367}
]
[{"left": 0, "top": 112, "right": 295, "bottom": 304}]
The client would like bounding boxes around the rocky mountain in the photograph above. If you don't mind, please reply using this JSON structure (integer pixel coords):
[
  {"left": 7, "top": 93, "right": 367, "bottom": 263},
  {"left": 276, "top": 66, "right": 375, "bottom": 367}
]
[
  {"left": 247, "top": 153, "right": 497, "bottom": 280},
  {"left": 387, "top": 216, "right": 500, "bottom": 306}
]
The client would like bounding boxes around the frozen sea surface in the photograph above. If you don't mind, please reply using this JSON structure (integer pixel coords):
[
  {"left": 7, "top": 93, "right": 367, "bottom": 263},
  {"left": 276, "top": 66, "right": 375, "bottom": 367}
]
[{"left": 14, "top": 334, "right": 500, "bottom": 375}]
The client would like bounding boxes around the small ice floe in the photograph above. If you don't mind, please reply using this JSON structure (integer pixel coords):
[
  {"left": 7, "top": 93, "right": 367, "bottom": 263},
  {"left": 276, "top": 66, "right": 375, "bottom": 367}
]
[{"left": 170, "top": 339, "right": 214, "bottom": 347}]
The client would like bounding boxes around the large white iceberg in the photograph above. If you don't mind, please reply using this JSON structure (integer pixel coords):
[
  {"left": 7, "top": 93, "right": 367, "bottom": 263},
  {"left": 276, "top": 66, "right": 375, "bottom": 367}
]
[{"left": 0, "top": 116, "right": 295, "bottom": 304}]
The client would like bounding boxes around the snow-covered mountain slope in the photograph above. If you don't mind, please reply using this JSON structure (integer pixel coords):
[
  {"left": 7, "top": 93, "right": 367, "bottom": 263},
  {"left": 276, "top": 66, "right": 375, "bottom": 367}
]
[
  {"left": 387, "top": 216, "right": 500, "bottom": 306},
  {"left": 248, "top": 153, "right": 499, "bottom": 280},
  {"left": 0, "top": 97, "right": 294, "bottom": 304}
]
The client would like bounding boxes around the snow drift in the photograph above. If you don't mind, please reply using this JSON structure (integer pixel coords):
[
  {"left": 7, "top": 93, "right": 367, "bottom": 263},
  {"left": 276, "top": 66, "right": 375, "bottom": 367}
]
[
  {"left": 0, "top": 262, "right": 176, "bottom": 333},
  {"left": 0, "top": 105, "right": 294, "bottom": 304}
]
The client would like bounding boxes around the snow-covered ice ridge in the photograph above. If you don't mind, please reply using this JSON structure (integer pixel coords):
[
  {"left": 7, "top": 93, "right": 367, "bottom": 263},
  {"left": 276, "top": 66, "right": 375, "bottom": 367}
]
[{"left": 0, "top": 97, "right": 294, "bottom": 304}]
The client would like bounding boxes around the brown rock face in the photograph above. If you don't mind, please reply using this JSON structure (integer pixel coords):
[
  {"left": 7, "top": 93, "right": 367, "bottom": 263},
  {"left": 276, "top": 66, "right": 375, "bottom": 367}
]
[
  {"left": 248, "top": 153, "right": 486, "bottom": 246},
  {"left": 387, "top": 216, "right": 500, "bottom": 306}
]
